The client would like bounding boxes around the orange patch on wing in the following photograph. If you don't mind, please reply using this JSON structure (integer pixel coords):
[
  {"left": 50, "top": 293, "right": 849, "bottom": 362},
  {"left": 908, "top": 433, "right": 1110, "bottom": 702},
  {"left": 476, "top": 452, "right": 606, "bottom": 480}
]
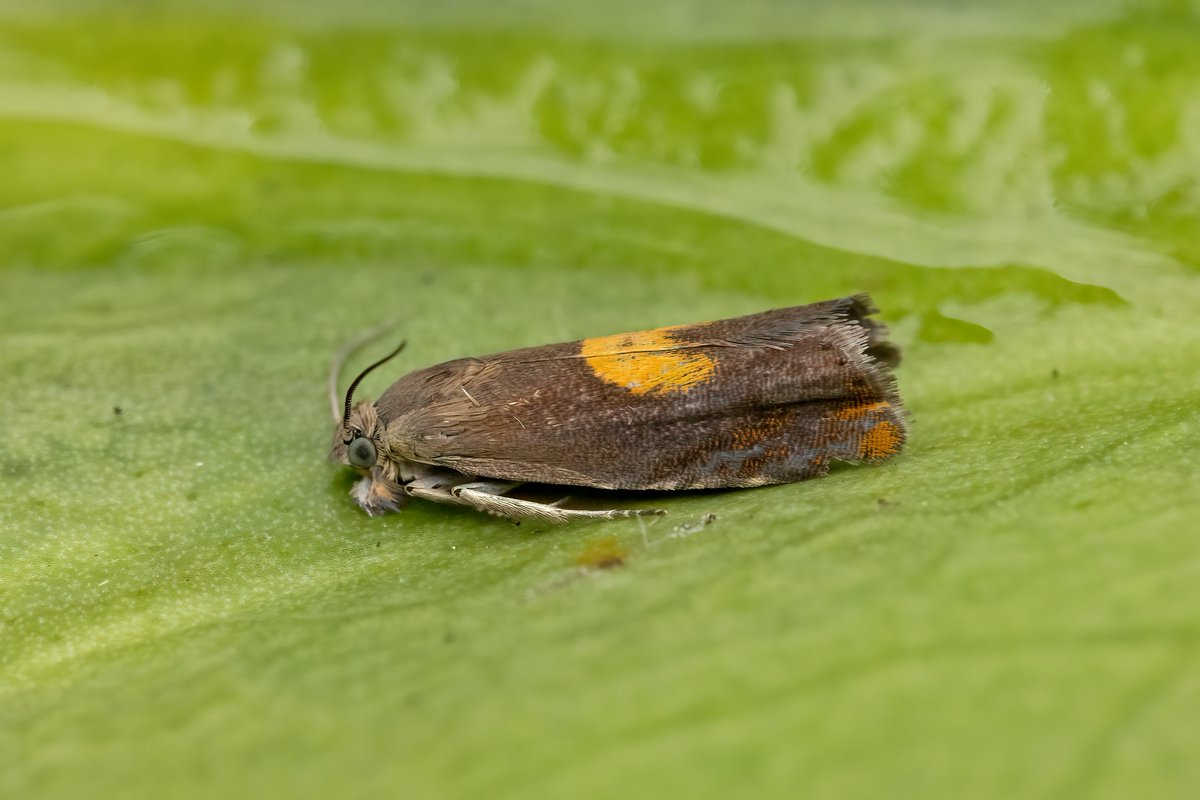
[
  {"left": 834, "top": 401, "right": 904, "bottom": 460},
  {"left": 858, "top": 419, "right": 903, "bottom": 460},
  {"left": 833, "top": 400, "right": 892, "bottom": 420},
  {"left": 730, "top": 408, "right": 791, "bottom": 448},
  {"left": 581, "top": 325, "right": 715, "bottom": 395}
]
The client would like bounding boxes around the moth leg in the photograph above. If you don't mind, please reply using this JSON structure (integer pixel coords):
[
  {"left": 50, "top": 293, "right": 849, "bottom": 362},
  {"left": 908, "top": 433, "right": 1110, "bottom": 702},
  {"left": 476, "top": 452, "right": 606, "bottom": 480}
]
[
  {"left": 452, "top": 481, "right": 666, "bottom": 524},
  {"left": 403, "top": 471, "right": 480, "bottom": 509}
]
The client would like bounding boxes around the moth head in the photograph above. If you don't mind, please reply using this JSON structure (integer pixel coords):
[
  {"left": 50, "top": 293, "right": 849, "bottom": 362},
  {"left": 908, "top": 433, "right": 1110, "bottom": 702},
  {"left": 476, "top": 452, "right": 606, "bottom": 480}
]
[
  {"left": 334, "top": 402, "right": 382, "bottom": 470},
  {"left": 329, "top": 340, "right": 406, "bottom": 471}
]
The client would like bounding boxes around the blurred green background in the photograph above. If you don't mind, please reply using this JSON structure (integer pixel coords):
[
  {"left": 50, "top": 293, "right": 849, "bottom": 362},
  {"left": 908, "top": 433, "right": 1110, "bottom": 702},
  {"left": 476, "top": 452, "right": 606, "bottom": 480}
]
[{"left": 2, "top": 1, "right": 1198, "bottom": 797}]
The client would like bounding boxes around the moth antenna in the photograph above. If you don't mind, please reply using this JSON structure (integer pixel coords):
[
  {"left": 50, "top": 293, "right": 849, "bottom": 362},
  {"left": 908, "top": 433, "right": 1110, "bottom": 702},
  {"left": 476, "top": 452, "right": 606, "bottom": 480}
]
[
  {"left": 341, "top": 340, "right": 407, "bottom": 429},
  {"left": 328, "top": 318, "right": 403, "bottom": 423}
]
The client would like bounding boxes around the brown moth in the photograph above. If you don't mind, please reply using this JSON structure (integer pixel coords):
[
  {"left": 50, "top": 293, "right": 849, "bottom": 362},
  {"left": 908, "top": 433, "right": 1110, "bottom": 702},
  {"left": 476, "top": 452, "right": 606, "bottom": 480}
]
[{"left": 329, "top": 294, "right": 907, "bottom": 523}]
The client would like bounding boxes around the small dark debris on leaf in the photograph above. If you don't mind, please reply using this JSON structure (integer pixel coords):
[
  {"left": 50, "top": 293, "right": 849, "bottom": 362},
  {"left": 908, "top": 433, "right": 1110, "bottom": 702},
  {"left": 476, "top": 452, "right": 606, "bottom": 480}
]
[
  {"left": 113, "top": 405, "right": 123, "bottom": 416},
  {"left": 876, "top": 497, "right": 898, "bottom": 510}
]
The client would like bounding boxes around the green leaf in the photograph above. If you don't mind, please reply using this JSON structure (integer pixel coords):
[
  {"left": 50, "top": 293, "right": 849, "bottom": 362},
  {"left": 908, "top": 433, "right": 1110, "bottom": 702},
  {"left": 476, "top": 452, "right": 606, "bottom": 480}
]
[{"left": 2, "top": 3, "right": 1198, "bottom": 798}]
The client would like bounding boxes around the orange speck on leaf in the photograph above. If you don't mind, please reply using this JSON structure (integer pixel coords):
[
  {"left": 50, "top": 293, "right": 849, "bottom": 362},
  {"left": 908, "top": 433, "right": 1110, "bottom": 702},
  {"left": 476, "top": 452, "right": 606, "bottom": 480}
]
[{"left": 576, "top": 537, "right": 628, "bottom": 570}]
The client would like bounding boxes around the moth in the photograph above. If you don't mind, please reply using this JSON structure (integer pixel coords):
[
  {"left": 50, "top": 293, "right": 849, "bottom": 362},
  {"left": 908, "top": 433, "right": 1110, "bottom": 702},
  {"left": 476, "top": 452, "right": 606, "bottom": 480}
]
[{"left": 329, "top": 294, "right": 907, "bottom": 523}]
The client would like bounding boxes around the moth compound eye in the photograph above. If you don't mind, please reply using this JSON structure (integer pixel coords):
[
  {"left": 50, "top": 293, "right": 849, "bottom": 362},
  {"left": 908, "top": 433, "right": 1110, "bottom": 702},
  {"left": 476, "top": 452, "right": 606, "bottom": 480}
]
[{"left": 347, "top": 437, "right": 376, "bottom": 469}]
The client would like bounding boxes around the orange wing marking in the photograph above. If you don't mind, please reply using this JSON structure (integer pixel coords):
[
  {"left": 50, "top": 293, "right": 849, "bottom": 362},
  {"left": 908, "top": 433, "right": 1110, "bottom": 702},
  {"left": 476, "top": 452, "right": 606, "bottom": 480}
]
[
  {"left": 581, "top": 325, "right": 715, "bottom": 395},
  {"left": 833, "top": 401, "right": 904, "bottom": 460}
]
